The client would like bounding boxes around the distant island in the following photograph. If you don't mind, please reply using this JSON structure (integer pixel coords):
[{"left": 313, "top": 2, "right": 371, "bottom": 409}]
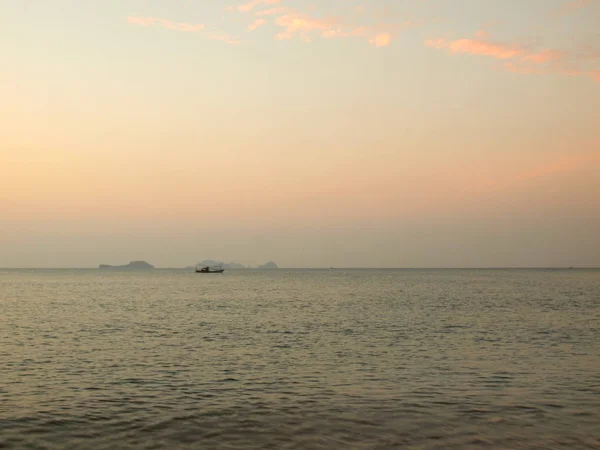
[
  {"left": 196, "top": 260, "right": 279, "bottom": 270},
  {"left": 98, "top": 261, "right": 154, "bottom": 270},
  {"left": 96, "top": 260, "right": 280, "bottom": 270},
  {"left": 197, "top": 260, "right": 247, "bottom": 270}
]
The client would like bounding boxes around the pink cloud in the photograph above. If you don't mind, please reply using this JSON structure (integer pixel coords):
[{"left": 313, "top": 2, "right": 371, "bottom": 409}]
[
  {"left": 463, "top": 150, "right": 600, "bottom": 195},
  {"left": 521, "top": 65, "right": 600, "bottom": 84},
  {"left": 425, "top": 32, "right": 568, "bottom": 64},
  {"left": 369, "top": 33, "right": 392, "bottom": 48},
  {"left": 127, "top": 16, "right": 204, "bottom": 33},
  {"left": 205, "top": 32, "right": 241, "bottom": 45},
  {"left": 254, "top": 7, "right": 288, "bottom": 17},
  {"left": 354, "top": 6, "right": 366, "bottom": 16},
  {"left": 515, "top": 151, "right": 600, "bottom": 185},
  {"left": 351, "top": 26, "right": 369, "bottom": 37},
  {"left": 425, "top": 31, "right": 566, "bottom": 67},
  {"left": 275, "top": 31, "right": 292, "bottom": 41},
  {"left": 128, "top": 16, "right": 239, "bottom": 44},
  {"left": 237, "top": 0, "right": 281, "bottom": 13},
  {"left": 322, "top": 28, "right": 350, "bottom": 38},
  {"left": 566, "top": 0, "right": 594, "bottom": 9},
  {"left": 425, "top": 34, "right": 523, "bottom": 59},
  {"left": 425, "top": 30, "right": 600, "bottom": 84},
  {"left": 503, "top": 62, "right": 546, "bottom": 75},
  {"left": 227, "top": 0, "right": 398, "bottom": 47},
  {"left": 272, "top": 11, "right": 394, "bottom": 46},
  {"left": 274, "top": 13, "right": 337, "bottom": 34},
  {"left": 248, "top": 18, "right": 267, "bottom": 31},
  {"left": 554, "top": 0, "right": 595, "bottom": 16},
  {"left": 230, "top": 2, "right": 397, "bottom": 47},
  {"left": 522, "top": 49, "right": 564, "bottom": 63}
]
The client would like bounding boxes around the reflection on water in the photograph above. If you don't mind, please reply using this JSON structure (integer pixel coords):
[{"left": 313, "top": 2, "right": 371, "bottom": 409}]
[{"left": 1, "top": 269, "right": 599, "bottom": 449}]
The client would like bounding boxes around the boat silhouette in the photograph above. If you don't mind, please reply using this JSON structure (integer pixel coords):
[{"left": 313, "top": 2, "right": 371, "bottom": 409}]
[{"left": 195, "top": 265, "right": 225, "bottom": 274}]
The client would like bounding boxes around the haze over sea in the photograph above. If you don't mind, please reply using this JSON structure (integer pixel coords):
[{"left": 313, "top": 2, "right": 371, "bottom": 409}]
[{"left": 2, "top": 268, "right": 599, "bottom": 449}]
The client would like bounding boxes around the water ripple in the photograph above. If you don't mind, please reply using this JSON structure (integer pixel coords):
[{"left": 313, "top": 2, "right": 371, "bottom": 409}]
[{"left": 1, "top": 269, "right": 599, "bottom": 449}]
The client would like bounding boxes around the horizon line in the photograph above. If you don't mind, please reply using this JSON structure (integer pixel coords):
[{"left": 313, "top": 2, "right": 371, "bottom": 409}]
[{"left": 0, "top": 267, "right": 598, "bottom": 270}]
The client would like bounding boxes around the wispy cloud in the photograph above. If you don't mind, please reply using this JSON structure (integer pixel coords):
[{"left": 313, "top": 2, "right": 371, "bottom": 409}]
[
  {"left": 553, "top": 0, "right": 595, "bottom": 16},
  {"left": 369, "top": 33, "right": 392, "bottom": 48},
  {"left": 127, "top": 16, "right": 204, "bottom": 33},
  {"left": 425, "top": 30, "right": 600, "bottom": 83},
  {"left": 205, "top": 32, "right": 241, "bottom": 45},
  {"left": 522, "top": 49, "right": 564, "bottom": 63},
  {"left": 248, "top": 18, "right": 267, "bottom": 31},
  {"left": 228, "top": 1, "right": 400, "bottom": 47},
  {"left": 464, "top": 150, "right": 600, "bottom": 195},
  {"left": 127, "top": 16, "right": 239, "bottom": 44},
  {"left": 235, "top": 0, "right": 281, "bottom": 13},
  {"left": 425, "top": 31, "right": 523, "bottom": 59},
  {"left": 514, "top": 151, "right": 600, "bottom": 185},
  {"left": 254, "top": 7, "right": 288, "bottom": 17},
  {"left": 274, "top": 12, "right": 337, "bottom": 35}
]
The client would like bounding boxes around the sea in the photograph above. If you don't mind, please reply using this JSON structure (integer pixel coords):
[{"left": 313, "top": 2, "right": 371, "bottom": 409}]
[{"left": 1, "top": 268, "right": 599, "bottom": 449}]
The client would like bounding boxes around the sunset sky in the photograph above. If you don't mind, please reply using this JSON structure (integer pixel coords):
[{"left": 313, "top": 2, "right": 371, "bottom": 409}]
[{"left": 1, "top": 0, "right": 599, "bottom": 268}]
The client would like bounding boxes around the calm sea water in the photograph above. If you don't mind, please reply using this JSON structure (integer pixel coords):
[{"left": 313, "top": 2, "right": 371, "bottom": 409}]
[{"left": 1, "top": 269, "right": 599, "bottom": 449}]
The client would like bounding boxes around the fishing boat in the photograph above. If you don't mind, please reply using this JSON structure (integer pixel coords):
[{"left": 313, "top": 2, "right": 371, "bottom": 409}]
[{"left": 195, "top": 265, "right": 225, "bottom": 274}]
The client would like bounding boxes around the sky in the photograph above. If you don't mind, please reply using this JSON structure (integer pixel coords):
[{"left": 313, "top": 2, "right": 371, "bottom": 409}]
[{"left": 1, "top": 0, "right": 599, "bottom": 268}]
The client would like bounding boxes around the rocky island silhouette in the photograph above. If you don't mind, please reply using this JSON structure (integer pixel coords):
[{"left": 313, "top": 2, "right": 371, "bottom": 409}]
[
  {"left": 98, "top": 261, "right": 155, "bottom": 270},
  {"left": 97, "top": 260, "right": 279, "bottom": 270}
]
